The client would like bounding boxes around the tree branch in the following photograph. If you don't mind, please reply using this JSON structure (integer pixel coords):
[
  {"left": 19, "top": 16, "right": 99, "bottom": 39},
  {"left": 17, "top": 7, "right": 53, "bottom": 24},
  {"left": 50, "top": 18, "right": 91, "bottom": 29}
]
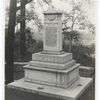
[{"left": 71, "top": 11, "right": 82, "bottom": 31}]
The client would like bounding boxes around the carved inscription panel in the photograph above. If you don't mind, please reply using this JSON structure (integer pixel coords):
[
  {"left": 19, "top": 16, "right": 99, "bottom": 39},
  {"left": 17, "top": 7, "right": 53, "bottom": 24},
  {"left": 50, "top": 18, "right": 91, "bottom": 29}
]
[{"left": 45, "top": 27, "right": 57, "bottom": 46}]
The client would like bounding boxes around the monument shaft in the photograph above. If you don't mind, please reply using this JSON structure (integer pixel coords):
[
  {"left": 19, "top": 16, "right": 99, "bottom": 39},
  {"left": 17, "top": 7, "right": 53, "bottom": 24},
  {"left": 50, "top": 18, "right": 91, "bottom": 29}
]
[{"left": 43, "top": 7, "right": 63, "bottom": 54}]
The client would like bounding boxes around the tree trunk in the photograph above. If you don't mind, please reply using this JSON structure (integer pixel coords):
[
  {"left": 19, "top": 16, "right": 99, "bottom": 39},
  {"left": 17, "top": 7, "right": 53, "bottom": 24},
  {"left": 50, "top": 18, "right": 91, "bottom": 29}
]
[
  {"left": 6, "top": 0, "right": 17, "bottom": 84},
  {"left": 20, "top": 0, "right": 26, "bottom": 61}
]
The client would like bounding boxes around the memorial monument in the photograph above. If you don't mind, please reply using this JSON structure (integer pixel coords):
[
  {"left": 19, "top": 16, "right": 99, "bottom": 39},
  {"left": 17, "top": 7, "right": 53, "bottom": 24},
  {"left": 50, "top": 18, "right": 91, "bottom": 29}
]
[{"left": 8, "top": 5, "right": 93, "bottom": 100}]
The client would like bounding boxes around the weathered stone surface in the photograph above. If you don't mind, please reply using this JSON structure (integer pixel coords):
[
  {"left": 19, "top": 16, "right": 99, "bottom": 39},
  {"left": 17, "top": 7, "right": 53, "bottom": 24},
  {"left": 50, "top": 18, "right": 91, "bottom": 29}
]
[
  {"left": 32, "top": 52, "right": 72, "bottom": 64},
  {"left": 7, "top": 77, "right": 93, "bottom": 100},
  {"left": 24, "top": 64, "right": 80, "bottom": 88},
  {"left": 45, "top": 27, "right": 57, "bottom": 46}
]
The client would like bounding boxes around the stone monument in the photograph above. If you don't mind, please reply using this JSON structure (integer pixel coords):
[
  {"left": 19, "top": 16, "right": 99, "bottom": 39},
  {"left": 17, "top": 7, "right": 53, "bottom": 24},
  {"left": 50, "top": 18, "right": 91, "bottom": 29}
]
[
  {"left": 23, "top": 6, "right": 80, "bottom": 88},
  {"left": 8, "top": 6, "right": 93, "bottom": 100}
]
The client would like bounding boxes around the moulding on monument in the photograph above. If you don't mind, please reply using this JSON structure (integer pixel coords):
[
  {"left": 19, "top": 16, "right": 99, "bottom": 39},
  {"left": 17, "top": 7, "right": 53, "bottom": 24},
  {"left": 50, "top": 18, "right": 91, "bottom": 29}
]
[
  {"left": 29, "top": 60, "right": 76, "bottom": 70},
  {"left": 24, "top": 64, "right": 80, "bottom": 73}
]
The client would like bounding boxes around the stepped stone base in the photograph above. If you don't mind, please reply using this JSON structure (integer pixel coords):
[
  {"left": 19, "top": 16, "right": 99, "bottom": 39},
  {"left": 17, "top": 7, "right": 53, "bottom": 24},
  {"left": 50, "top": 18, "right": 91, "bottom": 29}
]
[{"left": 24, "top": 52, "right": 80, "bottom": 88}]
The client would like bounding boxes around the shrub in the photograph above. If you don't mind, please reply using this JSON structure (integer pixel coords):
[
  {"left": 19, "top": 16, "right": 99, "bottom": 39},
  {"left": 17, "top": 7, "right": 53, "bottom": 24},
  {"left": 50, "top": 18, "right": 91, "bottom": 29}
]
[
  {"left": 13, "top": 29, "right": 43, "bottom": 62},
  {"left": 63, "top": 44, "right": 95, "bottom": 67}
]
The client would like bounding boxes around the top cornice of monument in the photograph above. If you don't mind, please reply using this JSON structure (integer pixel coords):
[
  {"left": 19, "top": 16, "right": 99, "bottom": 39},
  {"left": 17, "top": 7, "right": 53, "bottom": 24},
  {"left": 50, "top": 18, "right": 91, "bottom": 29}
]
[{"left": 44, "top": 5, "right": 63, "bottom": 15}]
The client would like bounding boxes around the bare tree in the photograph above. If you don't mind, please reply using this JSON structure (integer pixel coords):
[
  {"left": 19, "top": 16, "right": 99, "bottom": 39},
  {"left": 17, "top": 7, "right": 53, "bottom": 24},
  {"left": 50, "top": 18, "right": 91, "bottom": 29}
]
[{"left": 62, "top": 0, "right": 95, "bottom": 52}]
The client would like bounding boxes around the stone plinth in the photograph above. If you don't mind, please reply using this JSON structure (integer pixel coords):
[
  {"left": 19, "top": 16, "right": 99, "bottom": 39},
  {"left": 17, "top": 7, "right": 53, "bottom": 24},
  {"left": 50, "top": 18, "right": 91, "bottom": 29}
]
[
  {"left": 7, "top": 77, "right": 93, "bottom": 100},
  {"left": 24, "top": 64, "right": 80, "bottom": 88}
]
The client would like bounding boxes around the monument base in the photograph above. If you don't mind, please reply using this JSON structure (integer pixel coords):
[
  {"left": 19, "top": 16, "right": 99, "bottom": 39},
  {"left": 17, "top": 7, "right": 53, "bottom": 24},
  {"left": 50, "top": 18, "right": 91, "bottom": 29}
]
[
  {"left": 24, "top": 64, "right": 80, "bottom": 88},
  {"left": 7, "top": 77, "right": 93, "bottom": 100}
]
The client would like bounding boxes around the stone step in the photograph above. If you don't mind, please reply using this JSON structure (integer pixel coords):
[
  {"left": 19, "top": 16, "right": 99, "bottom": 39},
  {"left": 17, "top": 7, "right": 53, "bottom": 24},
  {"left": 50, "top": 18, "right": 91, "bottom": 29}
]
[
  {"left": 32, "top": 52, "right": 72, "bottom": 64},
  {"left": 29, "top": 60, "right": 75, "bottom": 70}
]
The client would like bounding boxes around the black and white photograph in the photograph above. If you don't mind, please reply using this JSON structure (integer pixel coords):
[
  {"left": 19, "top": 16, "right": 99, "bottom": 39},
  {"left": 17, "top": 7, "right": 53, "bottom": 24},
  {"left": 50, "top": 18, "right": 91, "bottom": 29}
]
[{"left": 0, "top": 0, "right": 99, "bottom": 100}]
